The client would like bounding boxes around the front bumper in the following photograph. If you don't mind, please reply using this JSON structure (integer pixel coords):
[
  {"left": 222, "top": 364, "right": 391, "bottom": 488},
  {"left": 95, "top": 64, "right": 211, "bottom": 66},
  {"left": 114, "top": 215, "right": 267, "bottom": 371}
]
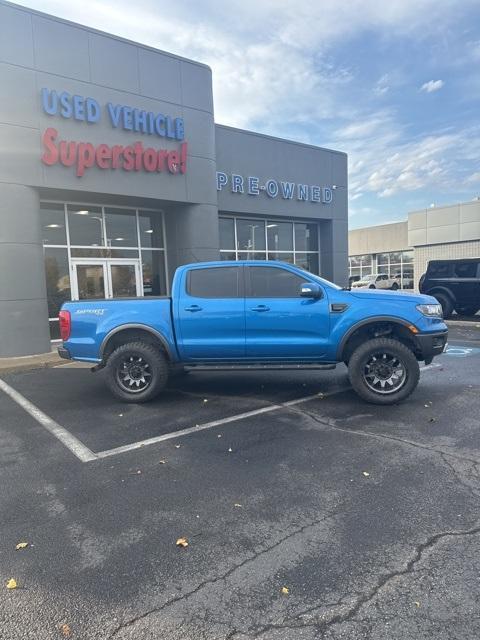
[
  {"left": 57, "top": 346, "right": 71, "bottom": 360},
  {"left": 414, "top": 330, "right": 448, "bottom": 364}
]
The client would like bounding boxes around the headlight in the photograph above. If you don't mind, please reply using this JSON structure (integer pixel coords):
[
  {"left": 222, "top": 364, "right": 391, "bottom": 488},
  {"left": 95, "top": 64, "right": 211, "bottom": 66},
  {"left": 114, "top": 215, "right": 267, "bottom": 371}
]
[{"left": 416, "top": 303, "right": 443, "bottom": 317}]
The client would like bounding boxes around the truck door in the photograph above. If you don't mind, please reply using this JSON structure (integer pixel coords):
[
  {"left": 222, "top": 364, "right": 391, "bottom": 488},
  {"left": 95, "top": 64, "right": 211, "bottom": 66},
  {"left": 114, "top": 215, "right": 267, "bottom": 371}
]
[
  {"left": 245, "top": 264, "right": 330, "bottom": 359},
  {"left": 176, "top": 265, "right": 246, "bottom": 360}
]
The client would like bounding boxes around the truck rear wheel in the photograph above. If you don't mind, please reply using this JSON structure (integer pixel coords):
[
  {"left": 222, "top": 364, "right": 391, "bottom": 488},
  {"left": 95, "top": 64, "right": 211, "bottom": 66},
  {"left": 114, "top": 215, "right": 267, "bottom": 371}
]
[
  {"left": 105, "top": 341, "right": 169, "bottom": 403},
  {"left": 348, "top": 337, "right": 420, "bottom": 405}
]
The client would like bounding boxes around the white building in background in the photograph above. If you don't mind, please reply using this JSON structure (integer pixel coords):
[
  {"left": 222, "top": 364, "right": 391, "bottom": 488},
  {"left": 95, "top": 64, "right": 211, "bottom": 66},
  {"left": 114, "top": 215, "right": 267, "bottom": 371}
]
[{"left": 348, "top": 199, "right": 480, "bottom": 289}]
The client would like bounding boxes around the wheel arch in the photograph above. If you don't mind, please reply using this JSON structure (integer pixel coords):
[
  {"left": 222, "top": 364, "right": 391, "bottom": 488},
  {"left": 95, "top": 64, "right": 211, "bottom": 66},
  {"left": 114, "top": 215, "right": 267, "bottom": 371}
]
[
  {"left": 337, "top": 317, "right": 418, "bottom": 362},
  {"left": 425, "top": 286, "right": 456, "bottom": 304},
  {"left": 100, "top": 324, "right": 173, "bottom": 361}
]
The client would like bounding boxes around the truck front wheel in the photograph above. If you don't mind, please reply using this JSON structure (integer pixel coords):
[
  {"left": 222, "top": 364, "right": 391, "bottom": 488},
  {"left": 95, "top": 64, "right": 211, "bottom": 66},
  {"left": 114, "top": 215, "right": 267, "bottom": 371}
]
[
  {"left": 105, "top": 341, "right": 169, "bottom": 403},
  {"left": 348, "top": 338, "right": 420, "bottom": 405}
]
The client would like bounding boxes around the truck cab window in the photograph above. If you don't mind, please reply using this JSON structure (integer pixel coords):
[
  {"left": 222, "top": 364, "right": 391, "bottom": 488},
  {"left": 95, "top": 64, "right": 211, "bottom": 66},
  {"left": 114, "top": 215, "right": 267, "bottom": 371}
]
[
  {"left": 248, "top": 266, "right": 305, "bottom": 298},
  {"left": 187, "top": 267, "right": 242, "bottom": 298}
]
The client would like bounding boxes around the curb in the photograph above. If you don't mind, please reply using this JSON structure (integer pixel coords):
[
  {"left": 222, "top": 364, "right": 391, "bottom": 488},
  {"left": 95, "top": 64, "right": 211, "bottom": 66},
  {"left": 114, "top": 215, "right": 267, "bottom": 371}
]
[
  {"left": 446, "top": 319, "right": 480, "bottom": 328},
  {"left": 0, "top": 355, "right": 65, "bottom": 376}
]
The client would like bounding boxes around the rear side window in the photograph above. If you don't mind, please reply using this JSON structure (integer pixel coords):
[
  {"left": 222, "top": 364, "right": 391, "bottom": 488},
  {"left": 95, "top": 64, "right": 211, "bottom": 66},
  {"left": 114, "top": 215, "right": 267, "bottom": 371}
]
[
  {"left": 248, "top": 266, "right": 305, "bottom": 298},
  {"left": 428, "top": 263, "right": 451, "bottom": 277},
  {"left": 453, "top": 262, "right": 478, "bottom": 278},
  {"left": 187, "top": 267, "right": 242, "bottom": 298}
]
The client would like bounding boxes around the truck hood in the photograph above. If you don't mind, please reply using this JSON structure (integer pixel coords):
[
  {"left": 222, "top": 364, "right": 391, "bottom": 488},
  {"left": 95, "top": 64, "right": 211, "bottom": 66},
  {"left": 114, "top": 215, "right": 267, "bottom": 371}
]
[{"left": 347, "top": 289, "right": 437, "bottom": 305}]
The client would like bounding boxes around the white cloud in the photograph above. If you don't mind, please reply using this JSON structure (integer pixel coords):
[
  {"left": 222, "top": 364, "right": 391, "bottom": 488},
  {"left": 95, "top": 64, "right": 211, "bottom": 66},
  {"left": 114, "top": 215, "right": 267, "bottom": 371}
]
[{"left": 420, "top": 79, "right": 445, "bottom": 93}]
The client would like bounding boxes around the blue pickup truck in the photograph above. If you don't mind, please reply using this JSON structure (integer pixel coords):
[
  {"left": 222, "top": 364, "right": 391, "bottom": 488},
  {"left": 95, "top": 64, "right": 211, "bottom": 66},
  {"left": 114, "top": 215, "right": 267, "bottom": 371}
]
[{"left": 58, "top": 261, "right": 448, "bottom": 405}]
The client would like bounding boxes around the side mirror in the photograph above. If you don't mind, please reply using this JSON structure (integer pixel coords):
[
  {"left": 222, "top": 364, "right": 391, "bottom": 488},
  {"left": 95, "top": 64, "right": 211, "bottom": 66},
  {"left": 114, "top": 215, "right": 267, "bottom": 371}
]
[{"left": 300, "top": 282, "right": 323, "bottom": 299}]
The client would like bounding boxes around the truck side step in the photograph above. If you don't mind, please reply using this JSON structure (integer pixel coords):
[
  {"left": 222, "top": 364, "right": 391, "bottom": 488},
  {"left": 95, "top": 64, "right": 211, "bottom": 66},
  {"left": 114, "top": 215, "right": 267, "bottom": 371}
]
[{"left": 184, "top": 363, "right": 337, "bottom": 372}]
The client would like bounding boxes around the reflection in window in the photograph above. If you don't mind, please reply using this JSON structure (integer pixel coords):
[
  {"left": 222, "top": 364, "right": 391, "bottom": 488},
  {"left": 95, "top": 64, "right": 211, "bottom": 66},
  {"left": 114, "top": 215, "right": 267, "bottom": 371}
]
[
  {"left": 41, "top": 203, "right": 67, "bottom": 245},
  {"left": 219, "top": 217, "right": 320, "bottom": 274},
  {"left": 141, "top": 250, "right": 167, "bottom": 296},
  {"left": 268, "top": 252, "right": 294, "bottom": 264},
  {"left": 138, "top": 211, "right": 164, "bottom": 248},
  {"left": 295, "top": 223, "right": 318, "bottom": 251},
  {"left": 267, "top": 222, "right": 293, "bottom": 251},
  {"left": 236, "top": 219, "right": 266, "bottom": 251},
  {"left": 67, "top": 206, "right": 104, "bottom": 246},
  {"left": 295, "top": 253, "right": 319, "bottom": 274},
  {"left": 104, "top": 208, "right": 138, "bottom": 247}
]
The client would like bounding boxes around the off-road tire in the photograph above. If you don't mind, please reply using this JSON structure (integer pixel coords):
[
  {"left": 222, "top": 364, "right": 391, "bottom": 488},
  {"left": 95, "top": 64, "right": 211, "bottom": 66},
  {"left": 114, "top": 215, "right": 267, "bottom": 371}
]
[
  {"left": 432, "top": 292, "right": 453, "bottom": 319},
  {"left": 105, "top": 341, "right": 169, "bottom": 403},
  {"left": 369, "top": 284, "right": 376, "bottom": 289},
  {"left": 348, "top": 337, "right": 420, "bottom": 405}
]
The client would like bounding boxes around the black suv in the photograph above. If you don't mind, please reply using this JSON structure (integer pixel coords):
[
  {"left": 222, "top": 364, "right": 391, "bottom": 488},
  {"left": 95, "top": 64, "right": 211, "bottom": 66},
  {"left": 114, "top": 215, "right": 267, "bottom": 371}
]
[{"left": 419, "top": 258, "right": 480, "bottom": 318}]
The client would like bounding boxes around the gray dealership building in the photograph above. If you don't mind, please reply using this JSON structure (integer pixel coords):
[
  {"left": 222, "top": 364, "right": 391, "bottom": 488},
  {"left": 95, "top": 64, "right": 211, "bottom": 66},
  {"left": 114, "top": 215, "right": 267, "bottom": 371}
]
[{"left": 0, "top": 0, "right": 347, "bottom": 357}]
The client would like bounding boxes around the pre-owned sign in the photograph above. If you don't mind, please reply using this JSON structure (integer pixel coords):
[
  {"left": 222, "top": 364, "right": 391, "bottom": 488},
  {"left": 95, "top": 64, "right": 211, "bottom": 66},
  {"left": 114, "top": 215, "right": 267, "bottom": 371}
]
[
  {"left": 40, "top": 88, "right": 187, "bottom": 177},
  {"left": 216, "top": 172, "right": 333, "bottom": 204}
]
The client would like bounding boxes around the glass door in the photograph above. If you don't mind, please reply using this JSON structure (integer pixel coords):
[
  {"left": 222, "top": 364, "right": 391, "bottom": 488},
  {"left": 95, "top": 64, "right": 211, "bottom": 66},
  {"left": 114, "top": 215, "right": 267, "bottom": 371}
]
[
  {"left": 72, "top": 262, "right": 108, "bottom": 300},
  {"left": 71, "top": 259, "right": 142, "bottom": 300},
  {"left": 108, "top": 261, "right": 142, "bottom": 298}
]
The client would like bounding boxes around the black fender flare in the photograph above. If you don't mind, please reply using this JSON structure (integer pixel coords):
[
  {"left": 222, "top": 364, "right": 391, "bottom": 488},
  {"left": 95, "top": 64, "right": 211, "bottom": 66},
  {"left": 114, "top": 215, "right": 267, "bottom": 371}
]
[
  {"left": 336, "top": 316, "right": 414, "bottom": 361},
  {"left": 99, "top": 324, "right": 174, "bottom": 361}
]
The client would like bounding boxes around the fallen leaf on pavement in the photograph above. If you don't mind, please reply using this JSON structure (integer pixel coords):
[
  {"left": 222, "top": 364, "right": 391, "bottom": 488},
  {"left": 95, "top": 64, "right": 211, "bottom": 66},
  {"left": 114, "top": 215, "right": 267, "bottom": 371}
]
[
  {"left": 159, "top": 460, "right": 167, "bottom": 464},
  {"left": 362, "top": 471, "right": 370, "bottom": 477},
  {"left": 234, "top": 503, "right": 243, "bottom": 508},
  {"left": 414, "top": 601, "right": 420, "bottom": 608},
  {"left": 175, "top": 444, "right": 181, "bottom": 449},
  {"left": 60, "top": 623, "right": 72, "bottom": 637},
  {"left": 15, "top": 542, "right": 28, "bottom": 550},
  {"left": 281, "top": 586, "right": 289, "bottom": 595},
  {"left": 228, "top": 447, "right": 233, "bottom": 453},
  {"left": 217, "top": 434, "right": 222, "bottom": 438},
  {"left": 428, "top": 417, "right": 436, "bottom": 423},
  {"left": 6, "top": 579, "right": 17, "bottom": 590},
  {"left": 176, "top": 537, "right": 189, "bottom": 548}
]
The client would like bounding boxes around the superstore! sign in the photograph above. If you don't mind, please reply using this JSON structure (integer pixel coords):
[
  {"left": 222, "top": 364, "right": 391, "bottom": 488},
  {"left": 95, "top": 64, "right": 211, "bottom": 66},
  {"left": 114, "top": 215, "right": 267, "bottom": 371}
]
[{"left": 40, "top": 88, "right": 187, "bottom": 177}]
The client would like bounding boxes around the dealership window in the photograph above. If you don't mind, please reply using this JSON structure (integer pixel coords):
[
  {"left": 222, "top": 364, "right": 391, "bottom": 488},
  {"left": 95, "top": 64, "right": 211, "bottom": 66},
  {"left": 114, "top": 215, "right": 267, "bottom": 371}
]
[
  {"left": 348, "top": 254, "right": 373, "bottom": 280},
  {"left": 349, "top": 251, "right": 413, "bottom": 288},
  {"left": 41, "top": 203, "right": 167, "bottom": 339},
  {"left": 219, "top": 216, "right": 320, "bottom": 274}
]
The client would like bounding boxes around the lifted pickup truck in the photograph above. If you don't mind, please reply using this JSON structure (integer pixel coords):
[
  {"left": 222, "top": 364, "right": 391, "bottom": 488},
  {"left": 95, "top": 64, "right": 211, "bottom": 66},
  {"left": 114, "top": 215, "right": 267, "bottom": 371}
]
[{"left": 58, "top": 261, "right": 448, "bottom": 405}]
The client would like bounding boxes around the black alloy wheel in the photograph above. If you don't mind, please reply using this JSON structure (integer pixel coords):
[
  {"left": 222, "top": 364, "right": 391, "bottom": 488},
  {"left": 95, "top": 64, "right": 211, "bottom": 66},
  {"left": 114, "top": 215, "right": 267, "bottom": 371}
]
[
  {"left": 348, "top": 337, "right": 420, "bottom": 405},
  {"left": 105, "top": 341, "right": 169, "bottom": 403}
]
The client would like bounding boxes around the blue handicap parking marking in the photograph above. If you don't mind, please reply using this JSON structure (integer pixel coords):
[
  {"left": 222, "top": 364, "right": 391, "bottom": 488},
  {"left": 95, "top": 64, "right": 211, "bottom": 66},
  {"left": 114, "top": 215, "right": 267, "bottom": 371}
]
[{"left": 444, "top": 345, "right": 480, "bottom": 357}]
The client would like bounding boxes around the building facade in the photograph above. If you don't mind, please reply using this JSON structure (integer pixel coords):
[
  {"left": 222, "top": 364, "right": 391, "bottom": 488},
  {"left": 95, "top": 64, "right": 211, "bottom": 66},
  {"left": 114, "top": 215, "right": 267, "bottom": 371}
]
[
  {"left": 348, "top": 200, "right": 480, "bottom": 289},
  {"left": 0, "top": 1, "right": 348, "bottom": 357}
]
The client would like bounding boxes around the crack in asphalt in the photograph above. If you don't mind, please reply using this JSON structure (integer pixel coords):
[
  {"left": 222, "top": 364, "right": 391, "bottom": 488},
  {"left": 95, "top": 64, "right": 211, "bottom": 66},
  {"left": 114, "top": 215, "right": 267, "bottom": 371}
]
[
  {"left": 287, "top": 404, "right": 480, "bottom": 467},
  {"left": 109, "top": 385, "right": 480, "bottom": 640},
  {"left": 249, "top": 525, "right": 480, "bottom": 639},
  {"left": 108, "top": 505, "right": 343, "bottom": 638}
]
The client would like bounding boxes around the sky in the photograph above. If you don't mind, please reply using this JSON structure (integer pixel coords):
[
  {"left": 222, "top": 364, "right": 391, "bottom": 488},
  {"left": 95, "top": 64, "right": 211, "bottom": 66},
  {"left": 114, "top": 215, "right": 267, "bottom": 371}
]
[{"left": 17, "top": 0, "right": 480, "bottom": 228}]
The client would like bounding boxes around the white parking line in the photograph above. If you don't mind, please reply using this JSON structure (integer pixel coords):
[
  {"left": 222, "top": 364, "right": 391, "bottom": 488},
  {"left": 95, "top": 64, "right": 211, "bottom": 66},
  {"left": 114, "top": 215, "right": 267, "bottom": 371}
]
[
  {"left": 0, "top": 378, "right": 97, "bottom": 463},
  {"left": 95, "top": 388, "right": 351, "bottom": 459},
  {"left": 0, "top": 363, "right": 442, "bottom": 463}
]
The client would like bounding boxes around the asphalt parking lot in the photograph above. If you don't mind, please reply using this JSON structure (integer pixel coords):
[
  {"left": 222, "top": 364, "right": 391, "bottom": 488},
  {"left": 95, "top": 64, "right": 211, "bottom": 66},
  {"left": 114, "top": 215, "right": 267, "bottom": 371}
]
[{"left": 1, "top": 323, "right": 480, "bottom": 640}]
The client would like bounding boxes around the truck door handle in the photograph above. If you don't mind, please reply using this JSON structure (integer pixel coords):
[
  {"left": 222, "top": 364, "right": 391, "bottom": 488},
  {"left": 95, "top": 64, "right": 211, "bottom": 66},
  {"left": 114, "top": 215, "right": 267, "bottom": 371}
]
[
  {"left": 251, "top": 305, "right": 270, "bottom": 312},
  {"left": 185, "top": 305, "right": 203, "bottom": 312}
]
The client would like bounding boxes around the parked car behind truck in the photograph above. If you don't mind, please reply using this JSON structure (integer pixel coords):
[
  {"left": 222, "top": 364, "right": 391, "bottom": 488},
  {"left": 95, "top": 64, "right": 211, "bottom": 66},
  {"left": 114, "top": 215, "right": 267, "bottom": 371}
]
[
  {"left": 58, "top": 261, "right": 448, "bottom": 405},
  {"left": 419, "top": 258, "right": 480, "bottom": 318}
]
